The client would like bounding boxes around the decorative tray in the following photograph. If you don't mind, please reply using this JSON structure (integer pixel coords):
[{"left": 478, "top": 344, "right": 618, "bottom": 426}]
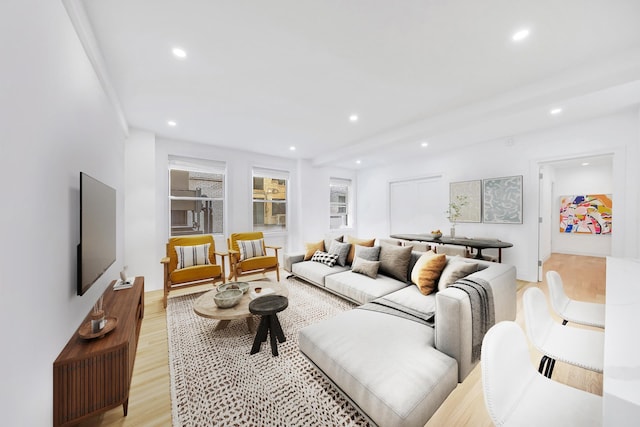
[{"left": 78, "top": 316, "right": 118, "bottom": 340}]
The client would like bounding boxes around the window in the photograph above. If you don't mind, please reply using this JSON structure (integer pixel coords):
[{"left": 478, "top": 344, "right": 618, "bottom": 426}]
[
  {"left": 169, "top": 157, "right": 226, "bottom": 236},
  {"left": 252, "top": 168, "right": 288, "bottom": 232},
  {"left": 330, "top": 178, "right": 352, "bottom": 229}
]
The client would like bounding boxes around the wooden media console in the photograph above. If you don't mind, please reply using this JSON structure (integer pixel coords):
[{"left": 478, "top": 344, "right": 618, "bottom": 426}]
[{"left": 53, "top": 277, "right": 144, "bottom": 426}]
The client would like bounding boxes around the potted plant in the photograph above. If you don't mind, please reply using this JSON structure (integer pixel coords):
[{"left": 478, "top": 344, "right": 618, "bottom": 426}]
[{"left": 446, "top": 195, "right": 468, "bottom": 238}]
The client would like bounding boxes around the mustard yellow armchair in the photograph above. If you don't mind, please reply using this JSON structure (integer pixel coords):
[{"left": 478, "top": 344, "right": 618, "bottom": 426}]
[
  {"left": 160, "top": 235, "right": 226, "bottom": 308},
  {"left": 227, "top": 232, "right": 280, "bottom": 282}
]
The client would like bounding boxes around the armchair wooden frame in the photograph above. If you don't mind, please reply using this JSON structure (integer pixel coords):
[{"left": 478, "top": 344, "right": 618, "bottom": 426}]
[
  {"left": 227, "top": 232, "right": 281, "bottom": 282},
  {"left": 160, "top": 235, "right": 227, "bottom": 308}
]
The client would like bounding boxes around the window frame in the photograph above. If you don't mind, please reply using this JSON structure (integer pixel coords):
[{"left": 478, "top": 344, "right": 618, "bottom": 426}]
[
  {"left": 252, "top": 167, "right": 289, "bottom": 233},
  {"left": 168, "top": 157, "right": 227, "bottom": 237},
  {"left": 329, "top": 177, "right": 353, "bottom": 230}
]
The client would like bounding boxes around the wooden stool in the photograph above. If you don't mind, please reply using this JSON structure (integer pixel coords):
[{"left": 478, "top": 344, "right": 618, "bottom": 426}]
[{"left": 249, "top": 295, "right": 288, "bottom": 356}]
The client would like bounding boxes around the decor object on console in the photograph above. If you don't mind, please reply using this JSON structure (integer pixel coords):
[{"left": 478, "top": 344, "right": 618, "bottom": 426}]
[
  {"left": 446, "top": 194, "right": 468, "bottom": 238},
  {"left": 161, "top": 234, "right": 226, "bottom": 308},
  {"left": 228, "top": 232, "right": 280, "bottom": 281},
  {"left": 559, "top": 194, "right": 612, "bottom": 234},
  {"left": 483, "top": 175, "right": 523, "bottom": 224}
]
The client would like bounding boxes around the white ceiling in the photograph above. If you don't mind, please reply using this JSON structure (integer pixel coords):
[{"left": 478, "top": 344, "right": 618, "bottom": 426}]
[{"left": 75, "top": 0, "right": 640, "bottom": 169}]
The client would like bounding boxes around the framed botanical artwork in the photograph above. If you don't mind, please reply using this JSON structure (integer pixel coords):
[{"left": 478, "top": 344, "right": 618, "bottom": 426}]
[
  {"left": 449, "top": 180, "right": 482, "bottom": 223},
  {"left": 559, "top": 194, "right": 612, "bottom": 234},
  {"left": 483, "top": 175, "right": 523, "bottom": 224}
]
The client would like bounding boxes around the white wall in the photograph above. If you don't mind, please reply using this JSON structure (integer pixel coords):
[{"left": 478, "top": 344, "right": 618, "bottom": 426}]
[
  {"left": 551, "top": 161, "right": 613, "bottom": 257},
  {"left": 0, "top": 1, "right": 126, "bottom": 425},
  {"left": 357, "top": 110, "right": 640, "bottom": 282}
]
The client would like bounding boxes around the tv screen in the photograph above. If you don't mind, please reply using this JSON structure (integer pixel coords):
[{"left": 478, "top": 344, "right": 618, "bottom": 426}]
[{"left": 78, "top": 172, "right": 116, "bottom": 296}]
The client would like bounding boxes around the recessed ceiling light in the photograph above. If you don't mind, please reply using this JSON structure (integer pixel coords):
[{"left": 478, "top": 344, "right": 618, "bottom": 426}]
[
  {"left": 550, "top": 108, "right": 563, "bottom": 115},
  {"left": 172, "top": 47, "right": 187, "bottom": 59},
  {"left": 581, "top": 162, "right": 590, "bottom": 166},
  {"left": 421, "top": 141, "right": 429, "bottom": 148},
  {"left": 512, "top": 29, "right": 530, "bottom": 42},
  {"left": 167, "top": 120, "right": 177, "bottom": 127},
  {"left": 355, "top": 160, "right": 361, "bottom": 165},
  {"left": 289, "top": 146, "right": 296, "bottom": 151},
  {"left": 349, "top": 114, "right": 359, "bottom": 122}
]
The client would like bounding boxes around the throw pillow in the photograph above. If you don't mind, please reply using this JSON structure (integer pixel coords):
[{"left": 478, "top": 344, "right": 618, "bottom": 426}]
[
  {"left": 311, "top": 250, "right": 339, "bottom": 267},
  {"left": 175, "top": 243, "right": 211, "bottom": 269},
  {"left": 354, "top": 244, "right": 381, "bottom": 261},
  {"left": 351, "top": 256, "right": 381, "bottom": 279},
  {"left": 237, "top": 239, "right": 265, "bottom": 261},
  {"left": 323, "top": 235, "right": 344, "bottom": 256},
  {"left": 378, "top": 244, "right": 413, "bottom": 282},
  {"left": 438, "top": 257, "right": 479, "bottom": 291},
  {"left": 346, "top": 236, "right": 376, "bottom": 264},
  {"left": 304, "top": 240, "right": 325, "bottom": 261},
  {"left": 411, "top": 251, "right": 447, "bottom": 295},
  {"left": 328, "top": 240, "right": 352, "bottom": 267}
]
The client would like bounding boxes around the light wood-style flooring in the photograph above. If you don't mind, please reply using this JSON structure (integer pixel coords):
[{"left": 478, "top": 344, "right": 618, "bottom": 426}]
[{"left": 80, "top": 253, "right": 606, "bottom": 427}]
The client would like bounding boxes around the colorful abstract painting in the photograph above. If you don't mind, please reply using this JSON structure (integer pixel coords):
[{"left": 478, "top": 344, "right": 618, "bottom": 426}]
[{"left": 559, "top": 194, "right": 612, "bottom": 234}]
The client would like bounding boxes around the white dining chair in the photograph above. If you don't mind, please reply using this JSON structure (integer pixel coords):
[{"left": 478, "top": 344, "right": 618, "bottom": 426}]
[
  {"left": 546, "top": 270, "right": 605, "bottom": 328},
  {"left": 523, "top": 287, "right": 604, "bottom": 378},
  {"left": 481, "top": 321, "right": 602, "bottom": 427}
]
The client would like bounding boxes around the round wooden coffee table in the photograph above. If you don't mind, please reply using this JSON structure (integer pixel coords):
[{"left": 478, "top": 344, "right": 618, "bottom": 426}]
[{"left": 193, "top": 281, "right": 289, "bottom": 333}]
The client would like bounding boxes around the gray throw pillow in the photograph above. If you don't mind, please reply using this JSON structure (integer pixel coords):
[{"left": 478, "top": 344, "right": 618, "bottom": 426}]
[
  {"left": 354, "top": 245, "right": 381, "bottom": 261},
  {"left": 438, "top": 257, "right": 479, "bottom": 291},
  {"left": 351, "top": 256, "right": 380, "bottom": 279},
  {"left": 324, "top": 235, "right": 343, "bottom": 256},
  {"left": 328, "top": 240, "right": 352, "bottom": 267},
  {"left": 379, "top": 244, "right": 413, "bottom": 282}
]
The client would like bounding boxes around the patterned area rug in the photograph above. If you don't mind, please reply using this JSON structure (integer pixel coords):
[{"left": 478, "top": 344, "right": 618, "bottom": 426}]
[{"left": 166, "top": 278, "right": 371, "bottom": 426}]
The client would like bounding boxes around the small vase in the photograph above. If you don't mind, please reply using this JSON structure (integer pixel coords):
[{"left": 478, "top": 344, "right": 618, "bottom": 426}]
[{"left": 450, "top": 226, "right": 456, "bottom": 239}]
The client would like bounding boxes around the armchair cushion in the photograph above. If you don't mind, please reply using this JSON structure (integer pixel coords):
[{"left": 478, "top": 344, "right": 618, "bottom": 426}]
[
  {"left": 170, "top": 264, "right": 222, "bottom": 285},
  {"left": 237, "top": 239, "right": 265, "bottom": 260},
  {"left": 239, "top": 255, "right": 278, "bottom": 271},
  {"left": 175, "top": 243, "right": 211, "bottom": 269}
]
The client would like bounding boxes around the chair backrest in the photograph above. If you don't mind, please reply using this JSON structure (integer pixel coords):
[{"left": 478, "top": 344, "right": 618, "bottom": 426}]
[
  {"left": 546, "top": 270, "right": 571, "bottom": 316},
  {"left": 228, "top": 232, "right": 265, "bottom": 253},
  {"left": 481, "top": 321, "right": 537, "bottom": 425},
  {"left": 435, "top": 244, "right": 468, "bottom": 257},
  {"left": 166, "top": 234, "right": 215, "bottom": 273},
  {"left": 523, "top": 287, "right": 555, "bottom": 351}
]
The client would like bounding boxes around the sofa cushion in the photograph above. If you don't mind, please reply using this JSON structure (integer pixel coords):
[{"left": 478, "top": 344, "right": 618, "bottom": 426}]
[
  {"left": 325, "top": 270, "right": 408, "bottom": 305},
  {"left": 354, "top": 245, "right": 381, "bottom": 261},
  {"left": 324, "top": 235, "right": 343, "bottom": 257},
  {"left": 379, "top": 244, "right": 413, "bottom": 282},
  {"left": 411, "top": 251, "right": 447, "bottom": 295},
  {"left": 328, "top": 240, "right": 352, "bottom": 267},
  {"left": 381, "top": 285, "right": 437, "bottom": 317},
  {"left": 346, "top": 236, "right": 376, "bottom": 264},
  {"left": 438, "top": 257, "right": 479, "bottom": 291},
  {"left": 292, "top": 260, "right": 350, "bottom": 287},
  {"left": 311, "top": 250, "right": 339, "bottom": 267},
  {"left": 351, "top": 256, "right": 380, "bottom": 279},
  {"left": 299, "top": 309, "right": 458, "bottom": 427},
  {"left": 304, "top": 240, "right": 325, "bottom": 261}
]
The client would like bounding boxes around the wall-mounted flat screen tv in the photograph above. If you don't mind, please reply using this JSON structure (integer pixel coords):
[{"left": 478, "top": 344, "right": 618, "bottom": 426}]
[{"left": 77, "top": 172, "right": 116, "bottom": 296}]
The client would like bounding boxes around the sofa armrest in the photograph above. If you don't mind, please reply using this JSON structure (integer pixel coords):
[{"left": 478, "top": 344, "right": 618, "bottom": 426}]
[
  {"left": 283, "top": 252, "right": 305, "bottom": 273},
  {"left": 434, "top": 262, "right": 517, "bottom": 382}
]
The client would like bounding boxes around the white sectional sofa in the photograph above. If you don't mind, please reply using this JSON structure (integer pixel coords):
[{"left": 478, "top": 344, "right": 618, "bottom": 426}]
[{"left": 284, "top": 241, "right": 517, "bottom": 427}]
